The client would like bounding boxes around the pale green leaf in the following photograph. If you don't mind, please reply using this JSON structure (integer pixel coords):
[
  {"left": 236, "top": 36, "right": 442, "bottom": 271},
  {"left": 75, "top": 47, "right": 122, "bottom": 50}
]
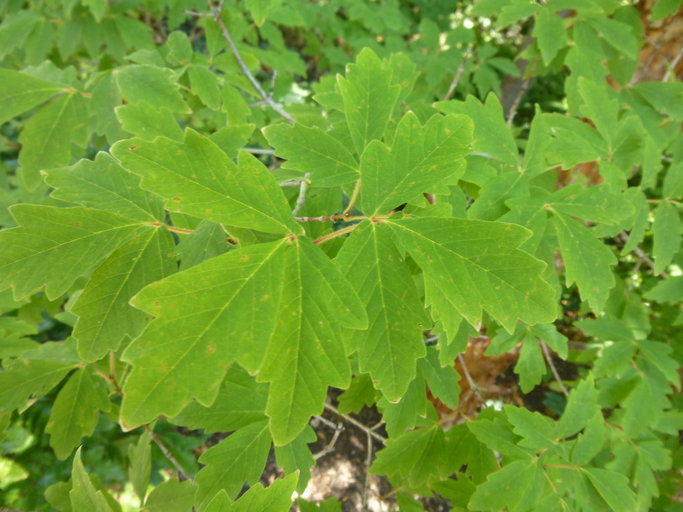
[
  {"left": 170, "top": 365, "right": 268, "bottom": 432},
  {"left": 557, "top": 376, "right": 599, "bottom": 438},
  {"left": 549, "top": 184, "right": 632, "bottom": 225},
  {"left": 166, "top": 31, "right": 192, "bottom": 65},
  {"left": 652, "top": 200, "right": 681, "bottom": 274},
  {"left": 18, "top": 92, "right": 89, "bottom": 190},
  {"left": 360, "top": 113, "right": 472, "bottom": 215},
  {"left": 534, "top": 8, "right": 568, "bottom": 65},
  {"left": 45, "top": 368, "right": 110, "bottom": 460},
  {"left": 337, "top": 373, "right": 377, "bottom": 414},
  {"left": 505, "top": 405, "right": 556, "bottom": 451},
  {"left": 176, "top": 220, "right": 229, "bottom": 271},
  {"left": 204, "top": 491, "right": 230, "bottom": 512},
  {"left": 435, "top": 93, "right": 518, "bottom": 165},
  {"left": 638, "top": 340, "right": 680, "bottom": 389},
  {"left": 523, "top": 105, "right": 551, "bottom": 176},
  {"left": 44, "top": 152, "right": 164, "bottom": 223},
  {"left": 275, "top": 425, "right": 316, "bottom": 493},
  {"left": 370, "top": 425, "right": 452, "bottom": 488},
  {"left": 0, "top": 69, "right": 62, "bottom": 125},
  {"left": 645, "top": 275, "right": 683, "bottom": 304},
  {"left": 71, "top": 228, "right": 176, "bottom": 362},
  {"left": 188, "top": 64, "right": 221, "bottom": 110},
  {"left": 115, "top": 65, "right": 189, "bottom": 113},
  {"left": 389, "top": 217, "right": 556, "bottom": 332},
  {"left": 582, "top": 468, "right": 637, "bottom": 511},
  {"left": 586, "top": 17, "right": 640, "bottom": 60},
  {"left": 337, "top": 48, "right": 400, "bottom": 154},
  {"left": 0, "top": 340, "right": 79, "bottom": 414},
  {"left": 143, "top": 479, "right": 196, "bottom": 512},
  {"left": 227, "top": 473, "right": 297, "bottom": 512},
  {"left": 0, "top": 205, "right": 144, "bottom": 300},
  {"left": 70, "top": 447, "right": 114, "bottom": 512},
  {"left": 246, "top": 0, "right": 281, "bottom": 26},
  {"left": 468, "top": 459, "right": 539, "bottom": 511},
  {"left": 418, "top": 347, "right": 460, "bottom": 409},
  {"left": 111, "top": 130, "right": 301, "bottom": 235},
  {"left": 571, "top": 411, "right": 607, "bottom": 465},
  {"left": 128, "top": 431, "right": 152, "bottom": 503},
  {"left": 115, "top": 103, "right": 183, "bottom": 141},
  {"left": 578, "top": 78, "right": 619, "bottom": 148},
  {"left": 263, "top": 123, "right": 359, "bottom": 187},
  {"left": 195, "top": 421, "right": 271, "bottom": 508},
  {"left": 335, "top": 221, "right": 427, "bottom": 400},
  {"left": 552, "top": 212, "right": 616, "bottom": 311},
  {"left": 515, "top": 337, "right": 544, "bottom": 392}
]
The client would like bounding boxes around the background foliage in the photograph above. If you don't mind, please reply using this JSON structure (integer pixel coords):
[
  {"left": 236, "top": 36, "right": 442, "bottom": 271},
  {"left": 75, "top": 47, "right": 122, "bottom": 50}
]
[{"left": 0, "top": 0, "right": 682, "bottom": 510}]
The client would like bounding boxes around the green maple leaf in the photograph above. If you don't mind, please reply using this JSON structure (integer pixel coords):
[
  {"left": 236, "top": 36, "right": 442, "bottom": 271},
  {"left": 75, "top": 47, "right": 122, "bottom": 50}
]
[
  {"left": 121, "top": 238, "right": 366, "bottom": 445},
  {"left": 360, "top": 112, "right": 473, "bottom": 215},
  {"left": 18, "top": 92, "right": 89, "bottom": 190},
  {"left": 0, "top": 205, "right": 144, "bottom": 300},
  {"left": 70, "top": 447, "right": 114, "bottom": 512},
  {"left": 43, "top": 152, "right": 165, "bottom": 222},
  {"left": 115, "top": 64, "right": 189, "bottom": 113},
  {"left": 45, "top": 367, "right": 111, "bottom": 460},
  {"left": 337, "top": 48, "right": 400, "bottom": 154},
  {"left": 195, "top": 421, "right": 272, "bottom": 507},
  {"left": 551, "top": 211, "right": 616, "bottom": 311},
  {"left": 111, "top": 129, "right": 301, "bottom": 235},
  {"left": 263, "top": 123, "right": 359, "bottom": 187},
  {"left": 335, "top": 220, "right": 428, "bottom": 401},
  {"left": 0, "top": 69, "right": 63, "bottom": 125},
  {"left": 388, "top": 217, "right": 557, "bottom": 332}
]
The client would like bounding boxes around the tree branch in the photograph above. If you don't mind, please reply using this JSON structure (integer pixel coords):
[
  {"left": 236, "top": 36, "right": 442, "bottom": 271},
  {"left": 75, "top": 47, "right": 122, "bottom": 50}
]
[
  {"left": 540, "top": 340, "right": 569, "bottom": 398},
  {"left": 324, "top": 402, "right": 386, "bottom": 444},
  {"left": 209, "top": 5, "right": 295, "bottom": 124}
]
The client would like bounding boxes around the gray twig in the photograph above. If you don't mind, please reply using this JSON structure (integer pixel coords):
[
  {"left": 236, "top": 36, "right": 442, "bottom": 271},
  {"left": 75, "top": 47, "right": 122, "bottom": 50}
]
[
  {"left": 292, "top": 172, "right": 312, "bottom": 216},
  {"left": 145, "top": 426, "right": 191, "bottom": 481},
  {"left": 324, "top": 403, "right": 386, "bottom": 444},
  {"left": 540, "top": 340, "right": 569, "bottom": 398},
  {"left": 209, "top": 4, "right": 295, "bottom": 124},
  {"left": 444, "top": 44, "right": 473, "bottom": 101}
]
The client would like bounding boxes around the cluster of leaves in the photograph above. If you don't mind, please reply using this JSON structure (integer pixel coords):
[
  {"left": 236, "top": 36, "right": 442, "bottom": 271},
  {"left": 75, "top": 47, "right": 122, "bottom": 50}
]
[{"left": 0, "top": 0, "right": 681, "bottom": 511}]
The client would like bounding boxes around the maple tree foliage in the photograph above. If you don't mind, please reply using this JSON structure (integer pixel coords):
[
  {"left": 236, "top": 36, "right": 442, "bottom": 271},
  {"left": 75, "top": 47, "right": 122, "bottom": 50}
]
[{"left": 0, "top": 0, "right": 681, "bottom": 511}]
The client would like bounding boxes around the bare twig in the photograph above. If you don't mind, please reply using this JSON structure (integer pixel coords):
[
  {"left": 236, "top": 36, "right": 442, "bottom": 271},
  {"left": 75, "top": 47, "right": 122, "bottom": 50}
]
[
  {"left": 444, "top": 44, "right": 473, "bottom": 101},
  {"left": 292, "top": 172, "right": 312, "bottom": 216},
  {"left": 663, "top": 45, "right": 683, "bottom": 82},
  {"left": 313, "top": 421, "right": 344, "bottom": 461},
  {"left": 209, "top": 5, "right": 295, "bottom": 124},
  {"left": 361, "top": 431, "right": 374, "bottom": 510},
  {"left": 506, "top": 61, "right": 535, "bottom": 126},
  {"left": 144, "top": 425, "right": 191, "bottom": 481},
  {"left": 458, "top": 352, "right": 485, "bottom": 402},
  {"left": 540, "top": 340, "right": 569, "bottom": 398},
  {"left": 240, "top": 147, "right": 275, "bottom": 155},
  {"left": 324, "top": 403, "right": 386, "bottom": 444},
  {"left": 618, "top": 232, "right": 668, "bottom": 277}
]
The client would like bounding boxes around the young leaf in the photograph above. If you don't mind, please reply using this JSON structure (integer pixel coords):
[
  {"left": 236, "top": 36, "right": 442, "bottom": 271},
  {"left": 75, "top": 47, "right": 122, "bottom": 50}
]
[
  {"left": 388, "top": 217, "right": 556, "bottom": 332},
  {"left": 275, "top": 425, "right": 316, "bottom": 493},
  {"left": 111, "top": 130, "right": 301, "bottom": 235},
  {"left": 335, "top": 221, "right": 428, "bottom": 401},
  {"left": 515, "top": 336, "right": 545, "bottom": 393},
  {"left": 263, "top": 123, "right": 359, "bottom": 187},
  {"left": 0, "top": 205, "right": 145, "bottom": 300},
  {"left": 195, "top": 421, "right": 271, "bottom": 508},
  {"left": 337, "top": 48, "right": 400, "bottom": 154},
  {"left": 359, "top": 113, "right": 473, "bottom": 215},
  {"left": 115, "top": 103, "right": 183, "bottom": 141},
  {"left": 505, "top": 405, "right": 556, "bottom": 451},
  {"left": 557, "top": 376, "right": 599, "bottom": 438},
  {"left": 70, "top": 447, "right": 114, "bottom": 512},
  {"left": 45, "top": 368, "right": 111, "bottom": 460}
]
